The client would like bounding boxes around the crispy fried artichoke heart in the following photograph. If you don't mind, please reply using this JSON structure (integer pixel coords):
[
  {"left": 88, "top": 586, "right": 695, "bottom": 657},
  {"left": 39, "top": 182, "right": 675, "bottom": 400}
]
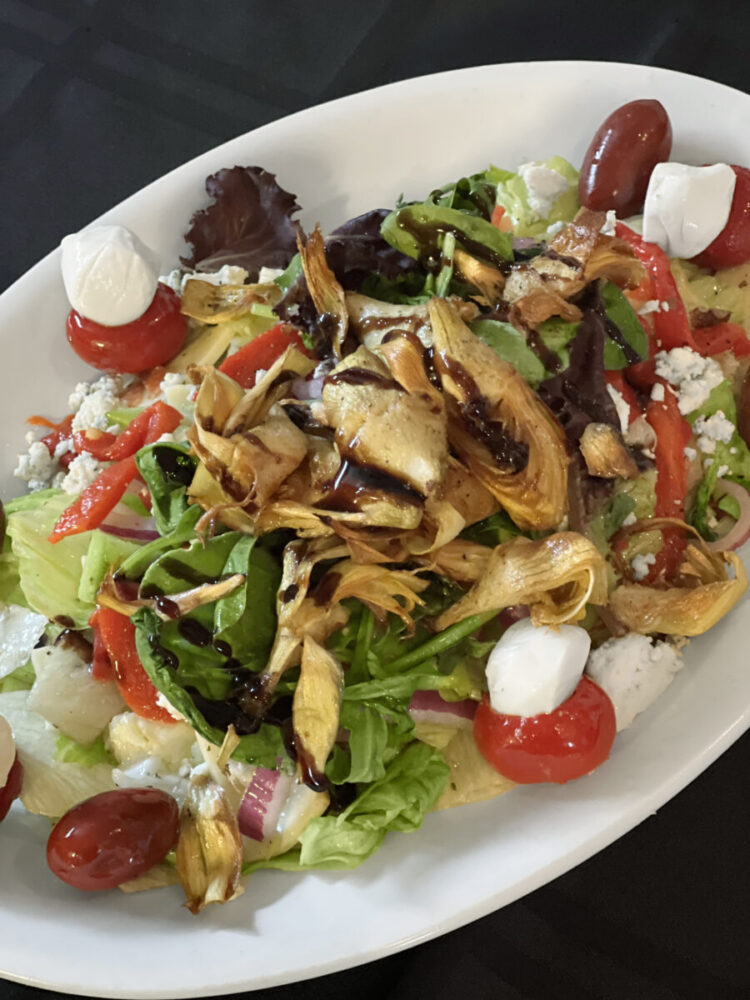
[
  {"left": 429, "top": 298, "right": 568, "bottom": 531},
  {"left": 435, "top": 532, "right": 608, "bottom": 629},
  {"left": 610, "top": 535, "right": 747, "bottom": 636}
]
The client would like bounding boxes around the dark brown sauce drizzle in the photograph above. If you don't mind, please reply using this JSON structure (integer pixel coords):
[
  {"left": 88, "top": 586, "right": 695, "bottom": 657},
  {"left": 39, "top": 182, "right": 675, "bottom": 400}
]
[
  {"left": 324, "top": 367, "right": 402, "bottom": 391},
  {"left": 54, "top": 629, "right": 93, "bottom": 663},
  {"left": 152, "top": 445, "right": 195, "bottom": 486},
  {"left": 177, "top": 618, "right": 212, "bottom": 647},
  {"left": 397, "top": 214, "right": 508, "bottom": 271},
  {"left": 282, "top": 402, "right": 334, "bottom": 440},
  {"left": 295, "top": 739, "right": 330, "bottom": 794},
  {"left": 321, "top": 458, "right": 424, "bottom": 512},
  {"left": 243, "top": 432, "right": 272, "bottom": 454},
  {"left": 213, "top": 638, "right": 232, "bottom": 657},
  {"left": 526, "top": 328, "right": 563, "bottom": 374},
  {"left": 148, "top": 633, "right": 178, "bottom": 670},
  {"left": 313, "top": 571, "right": 341, "bottom": 606},
  {"left": 53, "top": 615, "right": 76, "bottom": 629},
  {"left": 541, "top": 248, "right": 583, "bottom": 270},
  {"left": 155, "top": 595, "right": 180, "bottom": 619},
  {"left": 440, "top": 357, "right": 529, "bottom": 471},
  {"left": 281, "top": 583, "right": 299, "bottom": 603}
]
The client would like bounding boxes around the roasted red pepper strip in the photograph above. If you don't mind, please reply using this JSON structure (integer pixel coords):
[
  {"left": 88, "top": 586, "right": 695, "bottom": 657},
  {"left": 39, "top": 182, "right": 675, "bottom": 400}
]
[
  {"left": 49, "top": 456, "right": 138, "bottom": 542},
  {"left": 616, "top": 222, "right": 699, "bottom": 351},
  {"left": 93, "top": 607, "right": 176, "bottom": 723},
  {"left": 645, "top": 386, "right": 693, "bottom": 579},
  {"left": 219, "top": 323, "right": 311, "bottom": 389},
  {"left": 692, "top": 321, "right": 750, "bottom": 358},
  {"left": 74, "top": 401, "right": 181, "bottom": 461},
  {"left": 88, "top": 609, "right": 115, "bottom": 682},
  {"left": 29, "top": 414, "right": 75, "bottom": 469}
]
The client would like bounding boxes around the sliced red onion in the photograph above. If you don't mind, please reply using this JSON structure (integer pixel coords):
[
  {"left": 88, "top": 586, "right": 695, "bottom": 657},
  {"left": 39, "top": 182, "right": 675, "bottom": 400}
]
[
  {"left": 100, "top": 523, "right": 161, "bottom": 541},
  {"left": 497, "top": 604, "right": 530, "bottom": 629},
  {"left": 290, "top": 375, "right": 325, "bottom": 400},
  {"left": 100, "top": 498, "right": 158, "bottom": 541},
  {"left": 708, "top": 479, "right": 750, "bottom": 552},
  {"left": 238, "top": 767, "right": 294, "bottom": 842},
  {"left": 408, "top": 690, "right": 477, "bottom": 730}
]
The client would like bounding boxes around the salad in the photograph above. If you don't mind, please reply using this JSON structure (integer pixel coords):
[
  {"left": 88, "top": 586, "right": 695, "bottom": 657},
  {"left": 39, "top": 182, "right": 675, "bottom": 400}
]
[{"left": 0, "top": 98, "right": 748, "bottom": 914}]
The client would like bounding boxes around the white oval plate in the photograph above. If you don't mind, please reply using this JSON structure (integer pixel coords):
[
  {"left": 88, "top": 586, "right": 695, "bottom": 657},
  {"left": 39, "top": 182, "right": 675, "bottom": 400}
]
[{"left": 0, "top": 61, "right": 748, "bottom": 999}]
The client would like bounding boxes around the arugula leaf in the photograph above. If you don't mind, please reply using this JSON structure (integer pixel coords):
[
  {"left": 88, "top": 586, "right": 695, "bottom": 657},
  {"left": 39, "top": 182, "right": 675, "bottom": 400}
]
[
  {"left": 135, "top": 443, "right": 198, "bottom": 535},
  {"left": 426, "top": 171, "right": 497, "bottom": 219}
]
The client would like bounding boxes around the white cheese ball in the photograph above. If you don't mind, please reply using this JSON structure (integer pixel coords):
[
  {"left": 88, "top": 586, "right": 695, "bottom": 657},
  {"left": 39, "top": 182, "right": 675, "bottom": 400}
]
[
  {"left": 61, "top": 224, "right": 159, "bottom": 326},
  {"left": 486, "top": 618, "right": 591, "bottom": 717},
  {"left": 642, "top": 162, "right": 736, "bottom": 259}
]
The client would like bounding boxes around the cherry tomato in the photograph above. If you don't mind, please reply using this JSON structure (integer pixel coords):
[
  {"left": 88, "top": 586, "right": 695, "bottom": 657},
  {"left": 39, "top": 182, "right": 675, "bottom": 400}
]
[
  {"left": 47, "top": 788, "right": 179, "bottom": 891},
  {"left": 473, "top": 676, "right": 616, "bottom": 784},
  {"left": 579, "top": 100, "right": 672, "bottom": 216},
  {"left": 66, "top": 283, "right": 187, "bottom": 374},
  {"left": 0, "top": 756, "right": 23, "bottom": 822},
  {"left": 693, "top": 165, "right": 750, "bottom": 270}
]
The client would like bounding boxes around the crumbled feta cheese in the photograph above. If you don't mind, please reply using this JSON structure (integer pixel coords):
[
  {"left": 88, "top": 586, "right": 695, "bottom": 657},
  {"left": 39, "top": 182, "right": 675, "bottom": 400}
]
[
  {"left": 654, "top": 347, "right": 724, "bottom": 415},
  {"left": 156, "top": 432, "right": 175, "bottom": 444},
  {"left": 60, "top": 452, "right": 101, "bottom": 495},
  {"left": 53, "top": 437, "right": 74, "bottom": 461},
  {"left": 600, "top": 209, "right": 617, "bottom": 236},
  {"left": 694, "top": 410, "right": 735, "bottom": 447},
  {"left": 717, "top": 464, "right": 730, "bottom": 478},
  {"left": 70, "top": 375, "right": 123, "bottom": 432},
  {"left": 630, "top": 552, "right": 656, "bottom": 581},
  {"left": 622, "top": 511, "right": 637, "bottom": 527},
  {"left": 14, "top": 440, "right": 57, "bottom": 491},
  {"left": 258, "top": 266, "right": 284, "bottom": 283},
  {"left": 586, "top": 634, "right": 684, "bottom": 730},
  {"left": 518, "top": 162, "right": 570, "bottom": 221},
  {"left": 159, "top": 268, "right": 183, "bottom": 294},
  {"left": 650, "top": 382, "right": 665, "bottom": 402},
  {"left": 606, "top": 384, "right": 631, "bottom": 435},
  {"left": 684, "top": 446, "right": 698, "bottom": 461}
]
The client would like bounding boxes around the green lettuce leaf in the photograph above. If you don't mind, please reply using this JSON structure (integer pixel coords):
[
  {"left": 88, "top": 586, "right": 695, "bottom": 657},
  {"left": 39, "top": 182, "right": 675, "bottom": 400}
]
[
  {"left": 0, "top": 660, "right": 35, "bottom": 694},
  {"left": 118, "top": 505, "right": 203, "bottom": 579},
  {"left": 78, "top": 532, "right": 140, "bottom": 605},
  {"left": 494, "top": 156, "right": 579, "bottom": 238},
  {"left": 249, "top": 742, "right": 449, "bottom": 872},
  {"left": 55, "top": 732, "right": 116, "bottom": 767},
  {"left": 6, "top": 492, "right": 95, "bottom": 627},
  {"left": 135, "top": 442, "right": 198, "bottom": 535},
  {"left": 601, "top": 282, "right": 649, "bottom": 369},
  {"left": 470, "top": 319, "right": 547, "bottom": 385},
  {"left": 381, "top": 203, "right": 513, "bottom": 266}
]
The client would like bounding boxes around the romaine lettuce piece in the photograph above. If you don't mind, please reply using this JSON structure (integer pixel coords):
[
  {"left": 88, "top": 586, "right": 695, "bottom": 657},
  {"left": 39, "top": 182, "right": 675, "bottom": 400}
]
[
  {"left": 6, "top": 491, "right": 95, "bottom": 627},
  {"left": 0, "top": 690, "right": 115, "bottom": 817}
]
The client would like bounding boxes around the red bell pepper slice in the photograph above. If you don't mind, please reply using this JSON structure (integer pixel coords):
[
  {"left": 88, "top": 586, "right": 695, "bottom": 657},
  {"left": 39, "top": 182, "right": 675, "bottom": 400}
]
[
  {"left": 691, "top": 321, "right": 750, "bottom": 358},
  {"left": 74, "top": 401, "right": 182, "bottom": 461},
  {"left": 645, "top": 386, "right": 693, "bottom": 579},
  {"left": 27, "top": 414, "right": 75, "bottom": 469},
  {"left": 49, "top": 456, "right": 138, "bottom": 542},
  {"left": 219, "top": 323, "right": 311, "bottom": 389},
  {"left": 93, "top": 607, "right": 176, "bottom": 723},
  {"left": 88, "top": 608, "right": 115, "bottom": 682},
  {"left": 616, "top": 222, "right": 699, "bottom": 352}
]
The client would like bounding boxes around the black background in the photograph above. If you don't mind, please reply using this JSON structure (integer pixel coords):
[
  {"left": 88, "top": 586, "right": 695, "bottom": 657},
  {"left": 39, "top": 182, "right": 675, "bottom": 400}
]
[{"left": 1, "top": 2, "right": 748, "bottom": 998}]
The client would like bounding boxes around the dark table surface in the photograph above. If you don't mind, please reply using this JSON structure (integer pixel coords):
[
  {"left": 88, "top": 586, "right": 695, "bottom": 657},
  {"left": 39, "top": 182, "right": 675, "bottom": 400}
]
[{"left": 2, "top": 2, "right": 749, "bottom": 998}]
